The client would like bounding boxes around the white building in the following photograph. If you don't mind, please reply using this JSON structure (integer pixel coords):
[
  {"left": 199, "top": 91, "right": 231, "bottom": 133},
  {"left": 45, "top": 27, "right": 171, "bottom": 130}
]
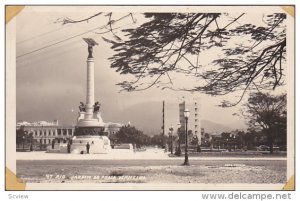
[
  {"left": 17, "top": 120, "right": 123, "bottom": 145},
  {"left": 16, "top": 120, "right": 74, "bottom": 144},
  {"left": 179, "top": 98, "right": 202, "bottom": 145}
]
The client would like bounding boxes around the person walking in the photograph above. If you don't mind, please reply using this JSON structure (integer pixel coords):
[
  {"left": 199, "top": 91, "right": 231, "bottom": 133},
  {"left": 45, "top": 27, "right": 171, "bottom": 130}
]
[
  {"left": 86, "top": 142, "right": 90, "bottom": 154},
  {"left": 67, "top": 142, "right": 71, "bottom": 153},
  {"left": 52, "top": 140, "right": 55, "bottom": 149}
]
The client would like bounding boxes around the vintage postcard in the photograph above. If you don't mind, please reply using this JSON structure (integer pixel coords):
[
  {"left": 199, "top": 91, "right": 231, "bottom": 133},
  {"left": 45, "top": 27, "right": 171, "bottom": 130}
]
[{"left": 5, "top": 5, "right": 295, "bottom": 190}]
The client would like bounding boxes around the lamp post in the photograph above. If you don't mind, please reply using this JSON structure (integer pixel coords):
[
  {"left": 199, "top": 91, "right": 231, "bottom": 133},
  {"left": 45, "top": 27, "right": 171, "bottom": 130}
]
[
  {"left": 168, "top": 131, "right": 171, "bottom": 152},
  {"left": 176, "top": 123, "right": 181, "bottom": 154},
  {"left": 183, "top": 108, "right": 190, "bottom": 166},
  {"left": 229, "top": 134, "right": 233, "bottom": 151},
  {"left": 22, "top": 135, "right": 25, "bottom": 150},
  {"left": 169, "top": 125, "right": 174, "bottom": 154},
  {"left": 40, "top": 138, "right": 43, "bottom": 150},
  {"left": 226, "top": 138, "right": 229, "bottom": 150},
  {"left": 30, "top": 133, "right": 33, "bottom": 151},
  {"left": 233, "top": 135, "right": 236, "bottom": 151}
]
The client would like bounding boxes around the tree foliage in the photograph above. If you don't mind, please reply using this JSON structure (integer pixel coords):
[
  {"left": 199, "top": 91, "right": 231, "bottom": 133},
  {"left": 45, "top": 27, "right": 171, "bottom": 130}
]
[
  {"left": 115, "top": 125, "right": 151, "bottom": 147},
  {"left": 108, "top": 13, "right": 286, "bottom": 105},
  {"left": 60, "top": 12, "right": 287, "bottom": 106},
  {"left": 151, "top": 134, "right": 168, "bottom": 146},
  {"left": 16, "top": 126, "right": 34, "bottom": 148},
  {"left": 243, "top": 92, "right": 287, "bottom": 153},
  {"left": 114, "top": 125, "right": 179, "bottom": 147}
]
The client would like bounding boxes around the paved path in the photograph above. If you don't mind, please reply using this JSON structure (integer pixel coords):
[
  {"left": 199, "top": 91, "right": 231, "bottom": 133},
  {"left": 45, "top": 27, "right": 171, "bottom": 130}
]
[
  {"left": 16, "top": 149, "right": 286, "bottom": 161},
  {"left": 17, "top": 158, "right": 286, "bottom": 166},
  {"left": 16, "top": 159, "right": 286, "bottom": 185}
]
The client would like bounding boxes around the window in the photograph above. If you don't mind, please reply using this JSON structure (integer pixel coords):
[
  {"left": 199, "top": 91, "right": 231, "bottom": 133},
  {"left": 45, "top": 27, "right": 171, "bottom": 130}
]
[{"left": 57, "top": 129, "right": 61, "bottom": 135}]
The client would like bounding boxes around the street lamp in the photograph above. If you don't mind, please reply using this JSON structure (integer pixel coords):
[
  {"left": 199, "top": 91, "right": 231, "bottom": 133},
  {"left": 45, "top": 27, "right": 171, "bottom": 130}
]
[
  {"left": 169, "top": 125, "right": 174, "bottom": 154},
  {"left": 233, "top": 135, "right": 236, "bottom": 150},
  {"left": 22, "top": 135, "right": 25, "bottom": 150},
  {"left": 177, "top": 123, "right": 181, "bottom": 128},
  {"left": 226, "top": 138, "right": 229, "bottom": 150},
  {"left": 183, "top": 108, "right": 190, "bottom": 166}
]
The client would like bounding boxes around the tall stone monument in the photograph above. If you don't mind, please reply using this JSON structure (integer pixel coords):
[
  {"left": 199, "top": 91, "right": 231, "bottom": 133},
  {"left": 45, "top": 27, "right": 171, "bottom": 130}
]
[{"left": 71, "top": 38, "right": 111, "bottom": 154}]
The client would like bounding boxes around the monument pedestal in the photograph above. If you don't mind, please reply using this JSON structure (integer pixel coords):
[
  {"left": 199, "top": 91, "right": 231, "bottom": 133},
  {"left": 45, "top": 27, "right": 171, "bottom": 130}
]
[
  {"left": 72, "top": 111, "right": 111, "bottom": 154},
  {"left": 71, "top": 136, "right": 111, "bottom": 154}
]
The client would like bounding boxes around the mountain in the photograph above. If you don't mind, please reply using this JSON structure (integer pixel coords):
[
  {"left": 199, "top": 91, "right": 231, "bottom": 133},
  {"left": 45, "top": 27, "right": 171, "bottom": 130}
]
[
  {"left": 227, "top": 119, "right": 248, "bottom": 131},
  {"left": 106, "top": 101, "right": 162, "bottom": 135},
  {"left": 201, "top": 120, "right": 233, "bottom": 134}
]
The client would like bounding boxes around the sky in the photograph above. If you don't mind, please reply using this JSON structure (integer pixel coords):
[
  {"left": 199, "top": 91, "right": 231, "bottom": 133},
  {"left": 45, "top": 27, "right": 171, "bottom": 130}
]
[{"left": 15, "top": 6, "right": 287, "bottom": 134}]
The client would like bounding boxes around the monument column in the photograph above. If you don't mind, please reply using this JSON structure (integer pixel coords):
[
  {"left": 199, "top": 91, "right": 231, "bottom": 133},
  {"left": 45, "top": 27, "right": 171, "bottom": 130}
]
[
  {"left": 71, "top": 38, "right": 111, "bottom": 154},
  {"left": 76, "top": 38, "right": 104, "bottom": 128},
  {"left": 85, "top": 57, "right": 95, "bottom": 120}
]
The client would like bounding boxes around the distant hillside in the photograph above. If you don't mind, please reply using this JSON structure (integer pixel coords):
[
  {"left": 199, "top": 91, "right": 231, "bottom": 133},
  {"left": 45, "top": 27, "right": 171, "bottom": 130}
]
[
  {"left": 201, "top": 119, "right": 233, "bottom": 134},
  {"left": 109, "top": 101, "right": 162, "bottom": 135}
]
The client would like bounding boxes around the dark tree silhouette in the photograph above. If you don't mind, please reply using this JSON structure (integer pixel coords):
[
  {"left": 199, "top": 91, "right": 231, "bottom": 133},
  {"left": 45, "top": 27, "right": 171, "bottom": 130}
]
[
  {"left": 16, "top": 126, "right": 26, "bottom": 148},
  {"left": 115, "top": 126, "right": 151, "bottom": 147},
  {"left": 151, "top": 134, "right": 169, "bottom": 146},
  {"left": 16, "top": 126, "right": 34, "bottom": 149},
  {"left": 60, "top": 12, "right": 287, "bottom": 106},
  {"left": 243, "top": 92, "right": 287, "bottom": 154}
]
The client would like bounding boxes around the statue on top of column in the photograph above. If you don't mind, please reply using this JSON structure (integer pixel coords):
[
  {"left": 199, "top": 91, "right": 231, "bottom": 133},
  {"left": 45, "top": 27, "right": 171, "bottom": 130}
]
[{"left": 83, "top": 38, "right": 99, "bottom": 58}]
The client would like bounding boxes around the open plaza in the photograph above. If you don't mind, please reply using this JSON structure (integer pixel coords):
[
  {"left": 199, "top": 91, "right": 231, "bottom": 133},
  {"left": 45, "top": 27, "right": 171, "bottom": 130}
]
[{"left": 16, "top": 148, "right": 286, "bottom": 184}]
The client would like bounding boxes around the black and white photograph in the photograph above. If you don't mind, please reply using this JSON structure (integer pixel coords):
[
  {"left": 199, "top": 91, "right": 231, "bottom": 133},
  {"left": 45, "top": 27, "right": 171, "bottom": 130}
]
[{"left": 5, "top": 5, "right": 295, "bottom": 190}]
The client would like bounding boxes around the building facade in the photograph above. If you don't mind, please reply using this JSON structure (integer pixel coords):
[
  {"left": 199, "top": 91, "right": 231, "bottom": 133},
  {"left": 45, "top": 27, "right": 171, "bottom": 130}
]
[
  {"left": 179, "top": 99, "right": 202, "bottom": 145},
  {"left": 179, "top": 101, "right": 186, "bottom": 133},
  {"left": 17, "top": 120, "right": 123, "bottom": 145},
  {"left": 17, "top": 120, "right": 75, "bottom": 144}
]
